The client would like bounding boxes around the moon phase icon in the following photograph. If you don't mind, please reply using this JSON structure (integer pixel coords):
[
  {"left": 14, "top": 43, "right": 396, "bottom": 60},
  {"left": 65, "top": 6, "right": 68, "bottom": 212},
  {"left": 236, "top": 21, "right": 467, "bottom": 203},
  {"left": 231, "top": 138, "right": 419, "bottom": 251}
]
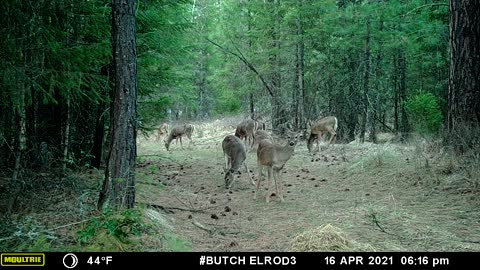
[{"left": 63, "top": 253, "right": 79, "bottom": 269}]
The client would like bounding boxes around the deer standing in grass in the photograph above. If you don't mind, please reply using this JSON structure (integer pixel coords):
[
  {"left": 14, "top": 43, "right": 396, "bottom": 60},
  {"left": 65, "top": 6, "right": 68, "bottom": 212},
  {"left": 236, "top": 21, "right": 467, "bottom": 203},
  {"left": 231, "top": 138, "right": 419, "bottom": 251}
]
[
  {"left": 156, "top": 123, "right": 169, "bottom": 141},
  {"left": 164, "top": 124, "right": 194, "bottom": 151},
  {"left": 235, "top": 119, "right": 257, "bottom": 151},
  {"left": 307, "top": 116, "right": 338, "bottom": 153},
  {"left": 256, "top": 133, "right": 300, "bottom": 202},
  {"left": 222, "top": 135, "right": 255, "bottom": 189}
]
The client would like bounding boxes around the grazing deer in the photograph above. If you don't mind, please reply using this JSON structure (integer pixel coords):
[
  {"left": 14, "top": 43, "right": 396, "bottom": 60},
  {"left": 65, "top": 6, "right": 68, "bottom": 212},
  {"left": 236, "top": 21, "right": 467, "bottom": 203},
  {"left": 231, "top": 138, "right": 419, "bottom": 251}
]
[
  {"left": 222, "top": 135, "right": 255, "bottom": 189},
  {"left": 164, "top": 124, "right": 194, "bottom": 151},
  {"left": 156, "top": 123, "right": 169, "bottom": 141},
  {"left": 235, "top": 119, "right": 257, "bottom": 150},
  {"left": 307, "top": 116, "right": 338, "bottom": 153},
  {"left": 255, "top": 133, "right": 300, "bottom": 202}
]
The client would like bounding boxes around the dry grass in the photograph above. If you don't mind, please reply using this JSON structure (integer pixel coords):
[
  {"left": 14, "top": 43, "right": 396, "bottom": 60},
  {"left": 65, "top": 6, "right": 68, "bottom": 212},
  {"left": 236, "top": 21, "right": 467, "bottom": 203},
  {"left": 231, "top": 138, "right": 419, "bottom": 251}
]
[
  {"left": 290, "top": 224, "right": 375, "bottom": 251},
  {"left": 135, "top": 119, "right": 480, "bottom": 251},
  {"left": 2, "top": 117, "right": 480, "bottom": 252}
]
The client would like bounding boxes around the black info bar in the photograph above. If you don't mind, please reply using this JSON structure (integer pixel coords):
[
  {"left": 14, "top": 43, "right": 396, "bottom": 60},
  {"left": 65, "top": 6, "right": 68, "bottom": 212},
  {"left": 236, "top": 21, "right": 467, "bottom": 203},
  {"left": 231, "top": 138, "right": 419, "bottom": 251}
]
[{"left": 0, "top": 252, "right": 475, "bottom": 269}]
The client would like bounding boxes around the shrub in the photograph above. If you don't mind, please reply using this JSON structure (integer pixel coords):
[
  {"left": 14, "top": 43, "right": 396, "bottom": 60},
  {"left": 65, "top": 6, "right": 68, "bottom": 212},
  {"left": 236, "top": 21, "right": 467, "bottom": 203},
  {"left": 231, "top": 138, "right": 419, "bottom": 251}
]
[{"left": 405, "top": 92, "right": 443, "bottom": 135}]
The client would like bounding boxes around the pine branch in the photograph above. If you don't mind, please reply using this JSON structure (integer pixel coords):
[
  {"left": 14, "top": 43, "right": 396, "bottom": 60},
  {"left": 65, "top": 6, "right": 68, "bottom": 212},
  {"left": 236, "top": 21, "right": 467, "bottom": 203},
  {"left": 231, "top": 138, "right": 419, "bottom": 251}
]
[
  {"left": 403, "top": 3, "right": 448, "bottom": 17},
  {"left": 206, "top": 38, "right": 274, "bottom": 97}
]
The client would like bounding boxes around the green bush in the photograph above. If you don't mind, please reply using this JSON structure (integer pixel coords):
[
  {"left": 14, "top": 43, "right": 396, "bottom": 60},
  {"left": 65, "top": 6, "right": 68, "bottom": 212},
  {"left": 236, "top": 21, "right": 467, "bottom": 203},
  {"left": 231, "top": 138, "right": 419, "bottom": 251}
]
[
  {"left": 77, "top": 209, "right": 146, "bottom": 246},
  {"left": 405, "top": 92, "right": 443, "bottom": 135}
]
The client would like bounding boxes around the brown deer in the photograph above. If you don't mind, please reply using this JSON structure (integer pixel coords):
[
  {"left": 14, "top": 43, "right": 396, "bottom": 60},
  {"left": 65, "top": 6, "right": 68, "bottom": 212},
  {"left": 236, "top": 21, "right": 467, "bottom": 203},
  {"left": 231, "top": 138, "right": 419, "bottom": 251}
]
[
  {"left": 307, "top": 116, "right": 338, "bottom": 153},
  {"left": 235, "top": 119, "right": 257, "bottom": 150},
  {"left": 255, "top": 133, "right": 300, "bottom": 202},
  {"left": 164, "top": 124, "right": 194, "bottom": 151},
  {"left": 156, "top": 123, "right": 169, "bottom": 141},
  {"left": 222, "top": 135, "right": 255, "bottom": 189},
  {"left": 252, "top": 129, "right": 273, "bottom": 150}
]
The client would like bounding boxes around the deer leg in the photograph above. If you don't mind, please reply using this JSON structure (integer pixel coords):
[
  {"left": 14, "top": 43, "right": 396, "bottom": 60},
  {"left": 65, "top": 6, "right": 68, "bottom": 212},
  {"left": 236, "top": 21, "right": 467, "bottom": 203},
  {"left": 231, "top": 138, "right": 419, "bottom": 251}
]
[
  {"left": 244, "top": 162, "right": 255, "bottom": 187},
  {"left": 224, "top": 154, "right": 229, "bottom": 172},
  {"left": 274, "top": 169, "right": 285, "bottom": 202},
  {"left": 327, "top": 128, "right": 337, "bottom": 145},
  {"left": 316, "top": 133, "right": 321, "bottom": 152},
  {"left": 227, "top": 169, "right": 237, "bottom": 189},
  {"left": 266, "top": 167, "right": 273, "bottom": 203},
  {"left": 255, "top": 165, "right": 263, "bottom": 200},
  {"left": 254, "top": 163, "right": 263, "bottom": 200},
  {"left": 179, "top": 136, "right": 184, "bottom": 149}
]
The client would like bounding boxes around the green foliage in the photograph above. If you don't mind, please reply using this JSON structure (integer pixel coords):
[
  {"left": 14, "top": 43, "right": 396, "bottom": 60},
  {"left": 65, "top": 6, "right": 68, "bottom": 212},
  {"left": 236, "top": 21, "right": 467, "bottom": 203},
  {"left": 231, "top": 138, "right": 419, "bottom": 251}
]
[
  {"left": 77, "top": 209, "right": 146, "bottom": 246},
  {"left": 215, "top": 97, "right": 242, "bottom": 115},
  {"left": 0, "top": 217, "right": 57, "bottom": 252},
  {"left": 405, "top": 92, "right": 443, "bottom": 135}
]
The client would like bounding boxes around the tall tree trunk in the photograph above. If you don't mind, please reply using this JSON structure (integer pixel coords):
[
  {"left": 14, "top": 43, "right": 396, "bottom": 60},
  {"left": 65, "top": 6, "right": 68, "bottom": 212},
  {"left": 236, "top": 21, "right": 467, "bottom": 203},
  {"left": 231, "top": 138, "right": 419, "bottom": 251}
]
[
  {"left": 98, "top": 0, "right": 138, "bottom": 210},
  {"left": 447, "top": 0, "right": 480, "bottom": 146},
  {"left": 359, "top": 20, "right": 371, "bottom": 143}
]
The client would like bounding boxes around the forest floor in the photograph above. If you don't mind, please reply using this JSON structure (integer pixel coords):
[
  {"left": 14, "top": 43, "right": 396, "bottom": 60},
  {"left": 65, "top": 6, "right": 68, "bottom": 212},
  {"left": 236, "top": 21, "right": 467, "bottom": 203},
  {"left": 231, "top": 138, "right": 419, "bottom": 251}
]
[
  {"left": 1, "top": 117, "right": 480, "bottom": 252},
  {"left": 135, "top": 118, "right": 480, "bottom": 251}
]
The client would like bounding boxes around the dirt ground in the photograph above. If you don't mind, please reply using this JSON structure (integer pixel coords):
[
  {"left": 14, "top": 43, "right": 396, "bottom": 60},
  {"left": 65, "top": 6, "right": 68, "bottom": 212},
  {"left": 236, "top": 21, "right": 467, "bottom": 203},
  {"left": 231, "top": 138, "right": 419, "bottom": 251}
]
[{"left": 134, "top": 119, "right": 480, "bottom": 252}]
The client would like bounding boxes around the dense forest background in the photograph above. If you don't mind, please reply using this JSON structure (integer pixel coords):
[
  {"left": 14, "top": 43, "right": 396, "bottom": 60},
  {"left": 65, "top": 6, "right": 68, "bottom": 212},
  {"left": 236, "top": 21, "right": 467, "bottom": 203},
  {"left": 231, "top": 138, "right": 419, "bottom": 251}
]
[
  {"left": 0, "top": 0, "right": 478, "bottom": 252},
  {"left": 0, "top": 0, "right": 455, "bottom": 171}
]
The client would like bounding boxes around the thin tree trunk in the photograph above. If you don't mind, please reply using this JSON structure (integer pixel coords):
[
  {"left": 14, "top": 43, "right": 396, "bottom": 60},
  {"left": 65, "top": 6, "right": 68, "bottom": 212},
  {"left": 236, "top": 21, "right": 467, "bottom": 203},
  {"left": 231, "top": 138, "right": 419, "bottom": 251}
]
[
  {"left": 295, "top": 2, "right": 305, "bottom": 130},
  {"left": 269, "top": 0, "right": 284, "bottom": 134},
  {"left": 61, "top": 94, "right": 70, "bottom": 175},
  {"left": 360, "top": 20, "right": 371, "bottom": 143},
  {"left": 250, "top": 93, "right": 254, "bottom": 119},
  {"left": 7, "top": 86, "right": 27, "bottom": 214},
  {"left": 399, "top": 51, "right": 409, "bottom": 140},
  {"left": 98, "top": 0, "right": 138, "bottom": 210},
  {"left": 393, "top": 54, "right": 399, "bottom": 132}
]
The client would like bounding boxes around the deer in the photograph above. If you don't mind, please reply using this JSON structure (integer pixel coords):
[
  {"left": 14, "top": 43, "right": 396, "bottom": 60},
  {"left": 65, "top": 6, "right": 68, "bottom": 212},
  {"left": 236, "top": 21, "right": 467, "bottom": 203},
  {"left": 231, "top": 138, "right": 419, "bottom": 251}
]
[
  {"left": 164, "top": 124, "right": 194, "bottom": 151},
  {"left": 307, "top": 116, "right": 338, "bottom": 153},
  {"left": 252, "top": 129, "right": 273, "bottom": 150},
  {"left": 156, "top": 123, "right": 169, "bottom": 141},
  {"left": 235, "top": 119, "right": 257, "bottom": 151},
  {"left": 222, "top": 135, "right": 255, "bottom": 189},
  {"left": 253, "top": 115, "right": 266, "bottom": 131},
  {"left": 255, "top": 132, "right": 300, "bottom": 203}
]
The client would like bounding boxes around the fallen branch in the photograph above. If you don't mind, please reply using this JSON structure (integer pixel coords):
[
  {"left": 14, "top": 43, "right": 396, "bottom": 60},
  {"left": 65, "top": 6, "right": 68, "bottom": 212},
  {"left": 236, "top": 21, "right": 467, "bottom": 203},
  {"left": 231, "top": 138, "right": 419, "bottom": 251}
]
[
  {"left": 143, "top": 202, "right": 204, "bottom": 213},
  {"left": 192, "top": 219, "right": 214, "bottom": 234}
]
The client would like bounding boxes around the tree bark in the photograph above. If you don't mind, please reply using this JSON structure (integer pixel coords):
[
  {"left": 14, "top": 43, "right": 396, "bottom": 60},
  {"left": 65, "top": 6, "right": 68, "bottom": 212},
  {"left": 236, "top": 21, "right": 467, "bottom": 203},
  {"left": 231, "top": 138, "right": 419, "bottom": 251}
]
[
  {"left": 447, "top": 0, "right": 480, "bottom": 134},
  {"left": 98, "top": 0, "right": 138, "bottom": 210}
]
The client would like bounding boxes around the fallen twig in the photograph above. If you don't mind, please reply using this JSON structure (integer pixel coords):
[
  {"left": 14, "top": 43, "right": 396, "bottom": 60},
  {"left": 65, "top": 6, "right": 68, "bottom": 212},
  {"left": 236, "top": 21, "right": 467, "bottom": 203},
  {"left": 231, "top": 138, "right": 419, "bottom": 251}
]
[{"left": 143, "top": 202, "right": 204, "bottom": 213}]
